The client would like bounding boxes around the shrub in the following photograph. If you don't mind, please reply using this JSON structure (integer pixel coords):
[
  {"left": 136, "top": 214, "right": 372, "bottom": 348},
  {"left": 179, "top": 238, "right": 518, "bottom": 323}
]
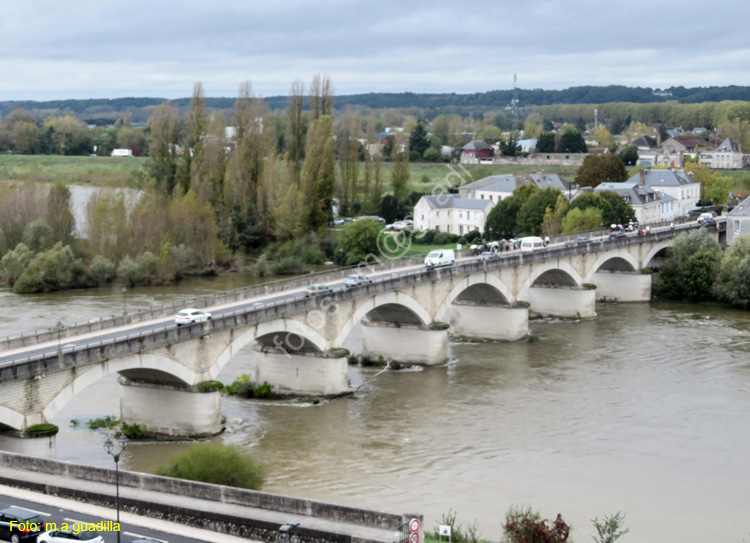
[
  {"left": 22, "top": 218, "right": 54, "bottom": 253},
  {"left": 423, "top": 148, "right": 442, "bottom": 162},
  {"left": 156, "top": 441, "right": 265, "bottom": 490},
  {"left": 13, "top": 243, "right": 89, "bottom": 294},
  {"left": 591, "top": 511, "right": 629, "bottom": 543},
  {"left": 457, "top": 236, "right": 467, "bottom": 244},
  {"left": 270, "top": 255, "right": 310, "bottom": 275},
  {"left": 197, "top": 380, "right": 224, "bottom": 392},
  {"left": 503, "top": 505, "right": 571, "bottom": 543},
  {"left": 465, "top": 229, "right": 481, "bottom": 243},
  {"left": 88, "top": 255, "right": 115, "bottom": 284},
  {"left": 415, "top": 229, "right": 437, "bottom": 245},
  {"left": 409, "top": 150, "right": 422, "bottom": 162},
  {"left": 433, "top": 232, "right": 452, "bottom": 244},
  {"left": 136, "top": 251, "right": 159, "bottom": 283},
  {"left": 24, "top": 423, "right": 59, "bottom": 436},
  {"left": 118, "top": 422, "right": 147, "bottom": 439},
  {"left": 87, "top": 415, "right": 120, "bottom": 430},
  {"left": 117, "top": 255, "right": 144, "bottom": 286}
]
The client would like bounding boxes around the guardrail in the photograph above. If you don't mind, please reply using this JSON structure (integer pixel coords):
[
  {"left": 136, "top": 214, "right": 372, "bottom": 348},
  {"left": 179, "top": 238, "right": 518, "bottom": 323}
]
[{"left": 0, "top": 224, "right": 701, "bottom": 383}]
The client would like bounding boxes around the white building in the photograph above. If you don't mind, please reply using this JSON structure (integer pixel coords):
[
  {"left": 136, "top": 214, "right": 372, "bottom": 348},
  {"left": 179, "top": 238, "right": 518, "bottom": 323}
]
[
  {"left": 595, "top": 182, "right": 663, "bottom": 225},
  {"left": 414, "top": 195, "right": 492, "bottom": 236},
  {"left": 457, "top": 175, "right": 527, "bottom": 204},
  {"left": 657, "top": 192, "right": 676, "bottom": 222},
  {"left": 726, "top": 195, "right": 750, "bottom": 245},
  {"left": 699, "top": 138, "right": 743, "bottom": 170},
  {"left": 625, "top": 169, "right": 701, "bottom": 218}
]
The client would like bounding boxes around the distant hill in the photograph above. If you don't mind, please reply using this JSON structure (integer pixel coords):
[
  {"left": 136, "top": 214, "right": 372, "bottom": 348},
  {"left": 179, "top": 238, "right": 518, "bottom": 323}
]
[{"left": 3, "top": 85, "right": 750, "bottom": 123}]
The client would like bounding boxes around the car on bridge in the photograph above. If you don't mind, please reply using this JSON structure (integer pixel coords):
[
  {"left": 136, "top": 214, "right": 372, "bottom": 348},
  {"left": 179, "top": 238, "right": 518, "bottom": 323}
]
[
  {"left": 697, "top": 213, "right": 715, "bottom": 225},
  {"left": 608, "top": 230, "right": 626, "bottom": 239},
  {"left": 38, "top": 529, "right": 104, "bottom": 542},
  {"left": 175, "top": 308, "right": 212, "bottom": 326},
  {"left": 345, "top": 274, "right": 373, "bottom": 286},
  {"left": 0, "top": 506, "right": 46, "bottom": 542},
  {"left": 305, "top": 284, "right": 332, "bottom": 297},
  {"left": 476, "top": 251, "right": 498, "bottom": 261}
]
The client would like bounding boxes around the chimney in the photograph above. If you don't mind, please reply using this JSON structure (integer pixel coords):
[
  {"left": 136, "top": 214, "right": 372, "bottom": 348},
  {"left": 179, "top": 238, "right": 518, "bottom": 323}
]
[{"left": 639, "top": 170, "right": 645, "bottom": 184}]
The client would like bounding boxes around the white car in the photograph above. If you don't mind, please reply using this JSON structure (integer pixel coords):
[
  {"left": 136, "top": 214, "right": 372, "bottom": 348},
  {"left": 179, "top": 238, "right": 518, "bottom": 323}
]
[
  {"left": 175, "top": 308, "right": 212, "bottom": 326},
  {"left": 38, "top": 530, "right": 104, "bottom": 542},
  {"left": 345, "top": 274, "right": 373, "bottom": 286}
]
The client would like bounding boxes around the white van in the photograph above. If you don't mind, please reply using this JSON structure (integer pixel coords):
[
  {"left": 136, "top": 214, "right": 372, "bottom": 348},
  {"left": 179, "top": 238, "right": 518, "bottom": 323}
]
[
  {"left": 425, "top": 249, "right": 455, "bottom": 268},
  {"left": 520, "top": 237, "right": 545, "bottom": 252}
]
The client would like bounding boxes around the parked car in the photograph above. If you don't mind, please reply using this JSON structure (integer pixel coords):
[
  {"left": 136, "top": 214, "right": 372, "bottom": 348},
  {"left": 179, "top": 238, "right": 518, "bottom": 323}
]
[
  {"left": 697, "top": 212, "right": 715, "bottom": 225},
  {"left": 608, "top": 230, "right": 626, "bottom": 239},
  {"left": 425, "top": 249, "right": 455, "bottom": 268},
  {"left": 345, "top": 274, "right": 373, "bottom": 286},
  {"left": 333, "top": 219, "right": 346, "bottom": 226},
  {"left": 0, "top": 506, "right": 46, "bottom": 542},
  {"left": 175, "top": 308, "right": 212, "bottom": 326},
  {"left": 305, "top": 284, "right": 332, "bottom": 297},
  {"left": 477, "top": 251, "right": 497, "bottom": 261},
  {"left": 575, "top": 236, "right": 591, "bottom": 244},
  {"left": 38, "top": 530, "right": 104, "bottom": 542},
  {"left": 390, "top": 221, "right": 407, "bottom": 231}
]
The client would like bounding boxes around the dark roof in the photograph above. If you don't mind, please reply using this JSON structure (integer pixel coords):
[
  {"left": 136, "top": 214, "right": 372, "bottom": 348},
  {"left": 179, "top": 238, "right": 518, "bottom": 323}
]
[
  {"left": 595, "top": 181, "right": 663, "bottom": 206},
  {"left": 625, "top": 169, "right": 697, "bottom": 187},
  {"left": 461, "top": 174, "right": 524, "bottom": 193},
  {"left": 420, "top": 194, "right": 493, "bottom": 211},
  {"left": 528, "top": 172, "right": 575, "bottom": 191},
  {"left": 632, "top": 135, "right": 659, "bottom": 149},
  {"left": 462, "top": 140, "right": 493, "bottom": 151},
  {"left": 672, "top": 135, "right": 709, "bottom": 148},
  {"left": 715, "top": 137, "right": 741, "bottom": 153},
  {"left": 728, "top": 195, "right": 750, "bottom": 217}
]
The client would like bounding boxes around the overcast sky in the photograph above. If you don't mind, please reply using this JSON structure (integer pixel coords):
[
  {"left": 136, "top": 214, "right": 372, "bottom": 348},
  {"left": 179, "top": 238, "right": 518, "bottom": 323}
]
[{"left": 1, "top": 0, "right": 749, "bottom": 101}]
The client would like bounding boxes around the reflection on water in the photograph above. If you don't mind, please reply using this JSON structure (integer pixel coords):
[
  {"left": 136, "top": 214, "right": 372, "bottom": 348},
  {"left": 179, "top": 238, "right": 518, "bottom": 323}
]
[{"left": 3, "top": 276, "right": 750, "bottom": 543}]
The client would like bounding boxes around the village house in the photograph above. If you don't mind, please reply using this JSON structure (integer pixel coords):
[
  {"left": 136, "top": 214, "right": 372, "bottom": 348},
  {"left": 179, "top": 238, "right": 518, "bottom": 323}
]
[
  {"left": 460, "top": 140, "right": 494, "bottom": 164},
  {"left": 658, "top": 135, "right": 710, "bottom": 167},
  {"left": 595, "top": 181, "right": 663, "bottom": 225},
  {"left": 413, "top": 194, "right": 492, "bottom": 236},
  {"left": 624, "top": 169, "right": 701, "bottom": 218},
  {"left": 699, "top": 138, "right": 744, "bottom": 169},
  {"left": 726, "top": 195, "right": 750, "bottom": 245},
  {"left": 457, "top": 174, "right": 526, "bottom": 203}
]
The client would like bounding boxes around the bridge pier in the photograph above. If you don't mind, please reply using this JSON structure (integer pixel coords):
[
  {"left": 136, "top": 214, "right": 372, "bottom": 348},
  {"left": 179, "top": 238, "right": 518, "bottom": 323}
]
[
  {"left": 362, "top": 321, "right": 449, "bottom": 365},
  {"left": 119, "top": 378, "right": 223, "bottom": 437},
  {"left": 593, "top": 272, "right": 652, "bottom": 302},
  {"left": 526, "top": 286, "right": 596, "bottom": 318},
  {"left": 253, "top": 345, "right": 350, "bottom": 396},
  {"left": 450, "top": 301, "right": 529, "bottom": 341},
  {"left": 0, "top": 431, "right": 56, "bottom": 458}
]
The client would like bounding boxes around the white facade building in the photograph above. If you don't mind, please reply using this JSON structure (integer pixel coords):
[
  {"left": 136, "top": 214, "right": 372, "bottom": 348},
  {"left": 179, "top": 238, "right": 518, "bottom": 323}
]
[
  {"left": 625, "top": 169, "right": 701, "bottom": 218},
  {"left": 699, "top": 138, "right": 743, "bottom": 170},
  {"left": 414, "top": 195, "right": 492, "bottom": 236},
  {"left": 457, "top": 175, "right": 527, "bottom": 204},
  {"left": 727, "top": 195, "right": 750, "bottom": 245},
  {"left": 595, "top": 182, "right": 663, "bottom": 225}
]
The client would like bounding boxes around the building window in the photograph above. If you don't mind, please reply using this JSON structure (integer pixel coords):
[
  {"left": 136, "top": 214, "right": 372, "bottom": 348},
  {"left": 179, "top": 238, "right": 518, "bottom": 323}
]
[{"left": 735, "top": 220, "right": 741, "bottom": 232}]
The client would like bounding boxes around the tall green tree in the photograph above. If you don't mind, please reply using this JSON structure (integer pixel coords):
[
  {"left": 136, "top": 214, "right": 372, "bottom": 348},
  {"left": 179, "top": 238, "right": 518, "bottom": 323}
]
[
  {"left": 575, "top": 154, "right": 628, "bottom": 187},
  {"left": 658, "top": 228, "right": 721, "bottom": 299},
  {"left": 536, "top": 131, "right": 556, "bottom": 152},
  {"left": 178, "top": 82, "right": 209, "bottom": 193},
  {"left": 285, "top": 79, "right": 306, "bottom": 183},
  {"left": 484, "top": 184, "right": 539, "bottom": 238},
  {"left": 391, "top": 149, "right": 410, "bottom": 205},
  {"left": 147, "top": 102, "right": 180, "bottom": 193},
  {"left": 409, "top": 121, "right": 429, "bottom": 157},
  {"left": 337, "top": 109, "right": 361, "bottom": 216},
  {"left": 301, "top": 115, "right": 336, "bottom": 229},
  {"left": 46, "top": 182, "right": 76, "bottom": 245},
  {"left": 713, "top": 235, "right": 750, "bottom": 308},
  {"left": 516, "top": 187, "right": 563, "bottom": 236},
  {"left": 558, "top": 128, "right": 587, "bottom": 153}
]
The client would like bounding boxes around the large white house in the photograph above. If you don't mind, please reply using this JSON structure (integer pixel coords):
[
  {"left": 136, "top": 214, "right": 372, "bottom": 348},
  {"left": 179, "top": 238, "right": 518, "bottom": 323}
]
[
  {"left": 595, "top": 182, "right": 664, "bottom": 225},
  {"left": 624, "top": 169, "right": 701, "bottom": 218},
  {"left": 727, "top": 195, "right": 750, "bottom": 245},
  {"left": 699, "top": 138, "right": 744, "bottom": 170},
  {"left": 457, "top": 174, "right": 526, "bottom": 203},
  {"left": 413, "top": 195, "right": 492, "bottom": 235}
]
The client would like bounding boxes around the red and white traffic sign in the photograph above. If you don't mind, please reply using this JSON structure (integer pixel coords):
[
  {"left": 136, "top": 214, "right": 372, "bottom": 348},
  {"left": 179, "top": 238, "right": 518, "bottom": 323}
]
[
  {"left": 409, "top": 533, "right": 420, "bottom": 543},
  {"left": 409, "top": 519, "right": 420, "bottom": 533}
]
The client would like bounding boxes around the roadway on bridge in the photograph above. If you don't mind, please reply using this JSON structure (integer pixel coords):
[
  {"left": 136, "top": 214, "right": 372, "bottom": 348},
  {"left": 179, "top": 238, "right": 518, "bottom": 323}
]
[{"left": 0, "top": 221, "right": 700, "bottom": 367}]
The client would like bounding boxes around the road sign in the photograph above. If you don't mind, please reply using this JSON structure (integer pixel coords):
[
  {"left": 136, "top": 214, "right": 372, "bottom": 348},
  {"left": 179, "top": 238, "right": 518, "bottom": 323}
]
[
  {"left": 409, "top": 519, "right": 420, "bottom": 533},
  {"left": 409, "top": 533, "right": 420, "bottom": 543},
  {"left": 439, "top": 525, "right": 452, "bottom": 537}
]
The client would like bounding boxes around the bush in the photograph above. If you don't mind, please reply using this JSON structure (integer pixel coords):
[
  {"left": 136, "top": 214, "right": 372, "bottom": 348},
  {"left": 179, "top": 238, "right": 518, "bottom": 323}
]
[
  {"left": 414, "top": 229, "right": 437, "bottom": 245},
  {"left": 197, "top": 380, "right": 224, "bottom": 392},
  {"left": 117, "top": 255, "right": 144, "bottom": 286},
  {"left": 22, "top": 218, "right": 54, "bottom": 254},
  {"left": 24, "top": 423, "right": 59, "bottom": 436},
  {"left": 88, "top": 255, "right": 115, "bottom": 284},
  {"left": 409, "top": 150, "right": 422, "bottom": 162},
  {"left": 465, "top": 229, "right": 481, "bottom": 243},
  {"left": 433, "top": 232, "right": 452, "bottom": 245},
  {"left": 87, "top": 415, "right": 120, "bottom": 430},
  {"left": 270, "top": 255, "right": 310, "bottom": 275},
  {"left": 423, "top": 148, "right": 442, "bottom": 162},
  {"left": 13, "top": 243, "right": 89, "bottom": 294},
  {"left": 156, "top": 441, "right": 265, "bottom": 490},
  {"left": 117, "top": 422, "right": 147, "bottom": 439},
  {"left": 457, "top": 236, "right": 467, "bottom": 244},
  {"left": 503, "top": 506, "right": 571, "bottom": 543}
]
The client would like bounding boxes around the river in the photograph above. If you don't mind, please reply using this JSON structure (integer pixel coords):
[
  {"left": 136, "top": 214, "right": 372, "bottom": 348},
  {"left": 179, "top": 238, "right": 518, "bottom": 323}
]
[{"left": 2, "top": 278, "right": 749, "bottom": 543}]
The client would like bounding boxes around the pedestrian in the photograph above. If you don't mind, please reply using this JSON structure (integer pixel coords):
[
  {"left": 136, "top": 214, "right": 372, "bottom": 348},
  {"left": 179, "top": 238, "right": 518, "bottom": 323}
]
[{"left": 544, "top": 235, "right": 550, "bottom": 247}]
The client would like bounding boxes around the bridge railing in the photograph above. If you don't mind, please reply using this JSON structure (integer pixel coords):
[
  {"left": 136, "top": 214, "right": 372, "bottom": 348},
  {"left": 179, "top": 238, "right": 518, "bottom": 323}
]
[{"left": 1, "top": 228, "right": 690, "bottom": 380}]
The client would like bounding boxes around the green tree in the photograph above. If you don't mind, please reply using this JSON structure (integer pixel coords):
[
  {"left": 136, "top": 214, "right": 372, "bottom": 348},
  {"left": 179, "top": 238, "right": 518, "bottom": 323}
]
[
  {"left": 658, "top": 228, "right": 721, "bottom": 299},
  {"left": 339, "top": 219, "right": 382, "bottom": 264},
  {"left": 536, "top": 131, "right": 556, "bottom": 152},
  {"left": 88, "top": 255, "right": 115, "bottom": 284},
  {"left": 409, "top": 121, "right": 429, "bottom": 157},
  {"left": 21, "top": 218, "right": 54, "bottom": 253},
  {"left": 558, "top": 128, "right": 587, "bottom": 153},
  {"left": 146, "top": 102, "right": 180, "bottom": 193},
  {"left": 684, "top": 163, "right": 732, "bottom": 205},
  {"left": 562, "top": 206, "right": 604, "bottom": 233},
  {"left": 46, "top": 182, "right": 76, "bottom": 245},
  {"left": 683, "top": 248, "right": 721, "bottom": 302},
  {"left": 575, "top": 154, "right": 628, "bottom": 187},
  {"left": 0, "top": 243, "right": 32, "bottom": 287},
  {"left": 157, "top": 441, "right": 264, "bottom": 490},
  {"left": 391, "top": 150, "right": 411, "bottom": 204},
  {"left": 618, "top": 145, "right": 639, "bottom": 166},
  {"left": 516, "top": 187, "right": 563, "bottom": 236},
  {"left": 285, "top": 79, "right": 307, "bottom": 183},
  {"left": 541, "top": 195, "right": 569, "bottom": 236},
  {"left": 484, "top": 184, "right": 540, "bottom": 239},
  {"left": 301, "top": 115, "right": 336, "bottom": 229},
  {"left": 116, "top": 126, "right": 146, "bottom": 155},
  {"left": 596, "top": 191, "right": 637, "bottom": 225},
  {"left": 177, "top": 81, "right": 209, "bottom": 193},
  {"left": 13, "top": 243, "right": 88, "bottom": 294},
  {"left": 713, "top": 235, "right": 750, "bottom": 308}
]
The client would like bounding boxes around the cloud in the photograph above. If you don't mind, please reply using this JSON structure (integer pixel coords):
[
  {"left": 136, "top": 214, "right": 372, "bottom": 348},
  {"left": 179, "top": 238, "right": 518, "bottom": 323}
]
[{"left": 1, "top": 0, "right": 749, "bottom": 100}]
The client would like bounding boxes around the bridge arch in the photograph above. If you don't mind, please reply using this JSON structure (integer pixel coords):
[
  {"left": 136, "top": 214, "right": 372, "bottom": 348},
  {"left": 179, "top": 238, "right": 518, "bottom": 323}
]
[
  {"left": 587, "top": 251, "right": 639, "bottom": 281},
  {"left": 519, "top": 260, "right": 584, "bottom": 295},
  {"left": 436, "top": 273, "right": 514, "bottom": 321},
  {"left": 643, "top": 240, "right": 673, "bottom": 269},
  {"left": 0, "top": 405, "right": 25, "bottom": 431},
  {"left": 43, "top": 354, "right": 197, "bottom": 424},
  {"left": 209, "top": 318, "right": 328, "bottom": 380},
  {"left": 333, "top": 292, "right": 431, "bottom": 347}
]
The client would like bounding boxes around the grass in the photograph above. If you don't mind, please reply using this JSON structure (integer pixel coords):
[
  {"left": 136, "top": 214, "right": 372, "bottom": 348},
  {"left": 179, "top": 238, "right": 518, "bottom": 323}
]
[{"left": 0, "top": 154, "right": 148, "bottom": 187}]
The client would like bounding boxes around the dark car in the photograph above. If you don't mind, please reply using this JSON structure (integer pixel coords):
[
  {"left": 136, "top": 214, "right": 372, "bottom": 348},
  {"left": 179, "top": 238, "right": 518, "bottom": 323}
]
[
  {"left": 0, "top": 506, "right": 46, "bottom": 542},
  {"left": 608, "top": 230, "right": 626, "bottom": 239},
  {"left": 575, "top": 236, "right": 591, "bottom": 244}
]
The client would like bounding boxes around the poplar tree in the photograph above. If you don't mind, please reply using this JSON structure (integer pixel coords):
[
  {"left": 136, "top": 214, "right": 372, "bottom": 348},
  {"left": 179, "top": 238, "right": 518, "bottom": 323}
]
[
  {"left": 147, "top": 102, "right": 180, "bottom": 193},
  {"left": 285, "top": 80, "right": 306, "bottom": 183},
  {"left": 178, "top": 82, "right": 209, "bottom": 193}
]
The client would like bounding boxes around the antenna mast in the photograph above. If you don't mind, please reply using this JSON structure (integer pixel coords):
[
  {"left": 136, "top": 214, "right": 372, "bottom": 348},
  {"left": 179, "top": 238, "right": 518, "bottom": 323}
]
[{"left": 511, "top": 74, "right": 519, "bottom": 134}]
